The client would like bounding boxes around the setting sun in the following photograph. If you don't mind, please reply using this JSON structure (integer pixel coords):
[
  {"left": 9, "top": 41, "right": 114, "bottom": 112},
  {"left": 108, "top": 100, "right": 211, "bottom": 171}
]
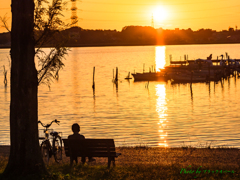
[{"left": 152, "top": 6, "right": 169, "bottom": 23}]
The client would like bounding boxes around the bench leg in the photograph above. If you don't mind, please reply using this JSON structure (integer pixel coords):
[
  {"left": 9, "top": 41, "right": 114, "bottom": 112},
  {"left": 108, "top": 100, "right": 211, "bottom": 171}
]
[{"left": 107, "top": 157, "right": 115, "bottom": 168}]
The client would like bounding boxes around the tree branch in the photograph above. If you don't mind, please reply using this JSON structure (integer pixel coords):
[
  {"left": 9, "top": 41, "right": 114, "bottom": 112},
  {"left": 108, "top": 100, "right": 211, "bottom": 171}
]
[{"left": 0, "top": 14, "right": 11, "bottom": 32}]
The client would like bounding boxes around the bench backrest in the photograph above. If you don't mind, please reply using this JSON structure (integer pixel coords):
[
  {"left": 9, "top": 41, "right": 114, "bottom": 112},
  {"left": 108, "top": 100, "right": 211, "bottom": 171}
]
[{"left": 62, "top": 139, "right": 117, "bottom": 157}]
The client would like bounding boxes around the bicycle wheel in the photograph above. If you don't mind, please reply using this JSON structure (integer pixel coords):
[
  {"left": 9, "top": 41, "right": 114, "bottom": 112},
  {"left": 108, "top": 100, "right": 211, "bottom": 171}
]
[
  {"left": 40, "top": 141, "right": 50, "bottom": 164},
  {"left": 53, "top": 136, "right": 62, "bottom": 163}
]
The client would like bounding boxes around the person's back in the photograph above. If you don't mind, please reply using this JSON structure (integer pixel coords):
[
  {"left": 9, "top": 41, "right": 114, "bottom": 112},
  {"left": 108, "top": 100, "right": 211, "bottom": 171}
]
[
  {"left": 68, "top": 133, "right": 85, "bottom": 140},
  {"left": 68, "top": 123, "right": 94, "bottom": 166},
  {"left": 68, "top": 123, "right": 84, "bottom": 166}
]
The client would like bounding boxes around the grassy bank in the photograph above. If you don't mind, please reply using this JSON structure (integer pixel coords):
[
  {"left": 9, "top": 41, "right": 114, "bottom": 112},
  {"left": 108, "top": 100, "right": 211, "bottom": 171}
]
[{"left": 0, "top": 147, "right": 239, "bottom": 179}]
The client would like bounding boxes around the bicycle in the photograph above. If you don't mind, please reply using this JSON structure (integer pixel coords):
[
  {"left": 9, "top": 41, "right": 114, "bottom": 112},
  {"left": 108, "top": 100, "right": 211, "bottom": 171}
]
[{"left": 38, "top": 119, "right": 62, "bottom": 164}]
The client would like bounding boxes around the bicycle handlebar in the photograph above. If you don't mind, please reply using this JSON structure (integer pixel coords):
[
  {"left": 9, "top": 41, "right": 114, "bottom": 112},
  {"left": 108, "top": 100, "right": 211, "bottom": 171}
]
[{"left": 38, "top": 119, "right": 60, "bottom": 128}]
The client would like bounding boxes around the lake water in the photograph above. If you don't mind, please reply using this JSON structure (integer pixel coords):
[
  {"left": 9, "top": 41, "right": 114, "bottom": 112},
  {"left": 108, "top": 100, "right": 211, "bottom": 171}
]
[{"left": 0, "top": 44, "right": 240, "bottom": 147}]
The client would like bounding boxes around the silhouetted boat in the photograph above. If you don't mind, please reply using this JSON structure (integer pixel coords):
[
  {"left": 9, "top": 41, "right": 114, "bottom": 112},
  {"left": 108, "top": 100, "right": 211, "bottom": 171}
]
[
  {"left": 132, "top": 54, "right": 240, "bottom": 82},
  {"left": 131, "top": 72, "right": 168, "bottom": 81},
  {"left": 171, "top": 73, "right": 207, "bottom": 83}
]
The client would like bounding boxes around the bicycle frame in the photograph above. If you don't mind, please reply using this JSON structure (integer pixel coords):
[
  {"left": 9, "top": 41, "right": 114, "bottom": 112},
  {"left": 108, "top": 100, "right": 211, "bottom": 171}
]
[
  {"left": 38, "top": 119, "right": 62, "bottom": 163},
  {"left": 41, "top": 139, "right": 53, "bottom": 157}
]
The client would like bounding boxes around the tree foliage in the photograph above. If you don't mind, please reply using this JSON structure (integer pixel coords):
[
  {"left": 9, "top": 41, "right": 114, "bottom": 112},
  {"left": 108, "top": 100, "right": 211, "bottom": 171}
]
[
  {"left": 37, "top": 47, "right": 67, "bottom": 87},
  {"left": 34, "top": 0, "right": 70, "bottom": 87},
  {"left": 0, "top": 0, "right": 70, "bottom": 88}
]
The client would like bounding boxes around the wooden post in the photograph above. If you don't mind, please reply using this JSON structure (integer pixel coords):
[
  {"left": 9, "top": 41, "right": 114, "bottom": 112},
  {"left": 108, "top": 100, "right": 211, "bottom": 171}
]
[
  {"left": 92, "top": 66, "right": 95, "bottom": 89},
  {"left": 208, "top": 82, "right": 210, "bottom": 96},
  {"left": 190, "top": 71, "right": 193, "bottom": 84},
  {"left": 93, "top": 86, "right": 95, "bottom": 100},
  {"left": 143, "top": 63, "right": 145, "bottom": 73},
  {"left": 234, "top": 59, "right": 237, "bottom": 77},
  {"left": 190, "top": 83, "right": 193, "bottom": 101},
  {"left": 115, "top": 67, "right": 118, "bottom": 82},
  {"left": 145, "top": 81, "right": 149, "bottom": 89},
  {"left": 208, "top": 63, "right": 210, "bottom": 81},
  {"left": 3, "top": 65, "right": 7, "bottom": 87}
]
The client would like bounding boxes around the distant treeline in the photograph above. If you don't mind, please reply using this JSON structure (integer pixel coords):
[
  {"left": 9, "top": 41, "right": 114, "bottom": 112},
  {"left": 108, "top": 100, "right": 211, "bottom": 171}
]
[{"left": 1, "top": 26, "right": 240, "bottom": 47}]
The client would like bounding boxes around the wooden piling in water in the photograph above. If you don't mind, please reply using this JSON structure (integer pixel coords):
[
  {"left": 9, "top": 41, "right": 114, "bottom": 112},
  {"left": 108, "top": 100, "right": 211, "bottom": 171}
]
[
  {"left": 115, "top": 67, "right": 118, "bottom": 82},
  {"left": 145, "top": 81, "right": 149, "bottom": 88},
  {"left": 190, "top": 71, "right": 193, "bottom": 84},
  {"left": 208, "top": 63, "right": 210, "bottom": 81},
  {"left": 190, "top": 83, "right": 193, "bottom": 100},
  {"left": 92, "top": 66, "right": 95, "bottom": 89},
  {"left": 3, "top": 65, "right": 7, "bottom": 87}
]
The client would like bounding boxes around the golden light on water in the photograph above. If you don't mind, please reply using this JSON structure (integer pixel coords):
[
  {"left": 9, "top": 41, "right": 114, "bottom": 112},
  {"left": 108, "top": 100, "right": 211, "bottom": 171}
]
[
  {"left": 155, "top": 46, "right": 166, "bottom": 71},
  {"left": 155, "top": 84, "right": 168, "bottom": 147}
]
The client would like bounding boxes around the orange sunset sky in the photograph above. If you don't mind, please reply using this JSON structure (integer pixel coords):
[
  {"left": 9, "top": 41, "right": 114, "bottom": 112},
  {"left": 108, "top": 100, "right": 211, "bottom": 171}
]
[{"left": 0, "top": 0, "right": 240, "bottom": 33}]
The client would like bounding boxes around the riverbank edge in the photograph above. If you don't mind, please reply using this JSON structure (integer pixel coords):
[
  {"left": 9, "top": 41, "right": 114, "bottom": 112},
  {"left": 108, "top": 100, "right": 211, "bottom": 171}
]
[{"left": 1, "top": 145, "right": 240, "bottom": 156}]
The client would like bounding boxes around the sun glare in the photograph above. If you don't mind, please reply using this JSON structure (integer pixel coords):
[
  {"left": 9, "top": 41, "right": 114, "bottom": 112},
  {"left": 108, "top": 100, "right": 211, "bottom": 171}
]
[{"left": 153, "top": 6, "right": 168, "bottom": 22}]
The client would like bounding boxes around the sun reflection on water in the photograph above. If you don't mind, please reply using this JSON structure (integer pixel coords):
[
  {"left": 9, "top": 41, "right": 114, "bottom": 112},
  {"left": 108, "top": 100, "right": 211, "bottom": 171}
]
[
  {"left": 155, "top": 84, "right": 168, "bottom": 147},
  {"left": 155, "top": 46, "right": 166, "bottom": 71}
]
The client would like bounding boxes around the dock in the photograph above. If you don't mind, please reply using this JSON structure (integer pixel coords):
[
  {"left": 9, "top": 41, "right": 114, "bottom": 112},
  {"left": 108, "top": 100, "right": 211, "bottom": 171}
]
[{"left": 132, "top": 58, "right": 240, "bottom": 83}]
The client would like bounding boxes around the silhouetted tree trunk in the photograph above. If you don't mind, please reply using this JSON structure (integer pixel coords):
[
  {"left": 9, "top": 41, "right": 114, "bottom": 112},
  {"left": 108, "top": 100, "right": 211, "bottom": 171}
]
[{"left": 3, "top": 0, "right": 46, "bottom": 177}]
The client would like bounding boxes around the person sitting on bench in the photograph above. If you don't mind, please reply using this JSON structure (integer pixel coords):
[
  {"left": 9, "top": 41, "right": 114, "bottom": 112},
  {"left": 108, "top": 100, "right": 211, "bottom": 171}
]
[{"left": 68, "top": 123, "right": 95, "bottom": 166}]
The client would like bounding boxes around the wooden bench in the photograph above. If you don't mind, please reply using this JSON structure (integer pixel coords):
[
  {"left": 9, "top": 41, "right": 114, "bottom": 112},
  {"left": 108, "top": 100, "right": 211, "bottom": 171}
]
[{"left": 62, "top": 139, "right": 121, "bottom": 168}]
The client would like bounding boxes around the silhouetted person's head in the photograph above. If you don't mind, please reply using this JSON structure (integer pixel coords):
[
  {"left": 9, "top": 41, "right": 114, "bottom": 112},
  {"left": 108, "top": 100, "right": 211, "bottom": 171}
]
[{"left": 72, "top": 123, "right": 80, "bottom": 133}]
